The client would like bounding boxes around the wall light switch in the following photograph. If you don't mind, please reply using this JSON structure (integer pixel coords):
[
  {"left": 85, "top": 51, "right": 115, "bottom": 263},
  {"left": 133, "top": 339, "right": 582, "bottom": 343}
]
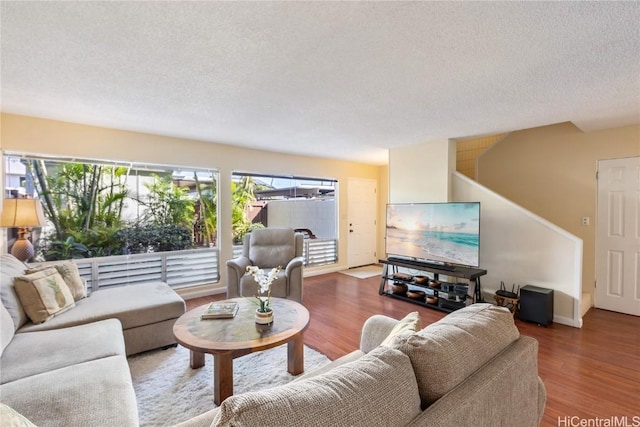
[{"left": 581, "top": 216, "right": 590, "bottom": 226}]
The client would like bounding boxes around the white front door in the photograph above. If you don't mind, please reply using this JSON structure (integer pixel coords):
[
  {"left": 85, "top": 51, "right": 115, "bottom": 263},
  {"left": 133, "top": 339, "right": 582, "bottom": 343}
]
[
  {"left": 595, "top": 156, "right": 640, "bottom": 316},
  {"left": 347, "top": 178, "right": 377, "bottom": 268}
]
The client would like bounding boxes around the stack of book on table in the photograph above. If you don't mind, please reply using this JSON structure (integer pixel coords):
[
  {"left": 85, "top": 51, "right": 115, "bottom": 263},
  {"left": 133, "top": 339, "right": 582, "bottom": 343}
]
[{"left": 201, "top": 302, "right": 239, "bottom": 319}]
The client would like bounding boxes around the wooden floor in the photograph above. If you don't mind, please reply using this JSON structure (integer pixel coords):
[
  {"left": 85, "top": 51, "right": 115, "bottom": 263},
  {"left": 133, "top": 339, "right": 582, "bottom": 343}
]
[{"left": 187, "top": 271, "right": 640, "bottom": 426}]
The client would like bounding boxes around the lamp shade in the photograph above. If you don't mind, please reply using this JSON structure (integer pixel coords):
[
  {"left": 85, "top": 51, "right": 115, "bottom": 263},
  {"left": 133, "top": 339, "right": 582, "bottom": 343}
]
[{"left": 0, "top": 198, "right": 46, "bottom": 228}]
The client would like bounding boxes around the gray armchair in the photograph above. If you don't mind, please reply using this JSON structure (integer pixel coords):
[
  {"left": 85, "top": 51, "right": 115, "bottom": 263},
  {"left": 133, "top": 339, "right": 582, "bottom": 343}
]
[{"left": 226, "top": 228, "right": 304, "bottom": 303}]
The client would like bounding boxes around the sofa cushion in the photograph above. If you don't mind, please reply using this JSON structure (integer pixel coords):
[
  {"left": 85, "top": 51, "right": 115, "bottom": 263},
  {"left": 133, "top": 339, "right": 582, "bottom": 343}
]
[
  {"left": 0, "top": 403, "right": 37, "bottom": 427},
  {"left": 213, "top": 346, "right": 422, "bottom": 427},
  {"left": 0, "top": 355, "right": 139, "bottom": 427},
  {"left": 393, "top": 303, "right": 520, "bottom": 407},
  {"left": 381, "top": 311, "right": 421, "bottom": 346},
  {"left": 0, "top": 304, "right": 15, "bottom": 358},
  {"left": 17, "top": 282, "right": 185, "bottom": 333},
  {"left": 13, "top": 268, "right": 75, "bottom": 324},
  {"left": 1, "top": 318, "right": 125, "bottom": 384},
  {"left": 0, "top": 254, "right": 29, "bottom": 330},
  {"left": 26, "top": 261, "right": 87, "bottom": 301}
]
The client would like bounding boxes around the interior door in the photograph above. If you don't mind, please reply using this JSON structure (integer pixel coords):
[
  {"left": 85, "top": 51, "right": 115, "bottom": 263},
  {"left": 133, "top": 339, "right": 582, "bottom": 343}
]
[
  {"left": 595, "top": 156, "right": 640, "bottom": 316},
  {"left": 347, "top": 178, "right": 377, "bottom": 268}
]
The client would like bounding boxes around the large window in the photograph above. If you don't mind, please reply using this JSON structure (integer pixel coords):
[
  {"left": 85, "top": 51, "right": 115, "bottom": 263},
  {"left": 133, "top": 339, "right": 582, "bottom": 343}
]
[
  {"left": 3, "top": 154, "right": 219, "bottom": 290},
  {"left": 231, "top": 172, "right": 338, "bottom": 267}
]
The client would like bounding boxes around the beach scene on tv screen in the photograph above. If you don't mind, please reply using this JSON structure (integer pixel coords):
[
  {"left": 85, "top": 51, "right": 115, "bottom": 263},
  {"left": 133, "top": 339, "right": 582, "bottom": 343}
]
[{"left": 386, "top": 203, "right": 480, "bottom": 267}]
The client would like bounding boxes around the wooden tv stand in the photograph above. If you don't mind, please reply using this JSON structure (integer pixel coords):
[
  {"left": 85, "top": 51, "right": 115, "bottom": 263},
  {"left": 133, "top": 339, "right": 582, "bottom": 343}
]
[{"left": 378, "top": 258, "right": 487, "bottom": 313}]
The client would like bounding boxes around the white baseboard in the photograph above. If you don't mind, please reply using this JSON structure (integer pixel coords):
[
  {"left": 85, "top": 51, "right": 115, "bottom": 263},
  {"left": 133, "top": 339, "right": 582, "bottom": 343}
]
[{"left": 303, "top": 264, "right": 347, "bottom": 277}]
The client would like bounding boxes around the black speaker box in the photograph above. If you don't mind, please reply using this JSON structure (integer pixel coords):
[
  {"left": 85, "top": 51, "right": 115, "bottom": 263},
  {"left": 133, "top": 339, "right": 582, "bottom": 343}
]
[{"left": 519, "top": 285, "right": 553, "bottom": 326}]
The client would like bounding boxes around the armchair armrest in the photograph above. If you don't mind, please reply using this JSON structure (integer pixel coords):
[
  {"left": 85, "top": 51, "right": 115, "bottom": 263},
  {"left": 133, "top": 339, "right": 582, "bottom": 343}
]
[
  {"left": 285, "top": 256, "right": 304, "bottom": 275},
  {"left": 226, "top": 256, "right": 251, "bottom": 274},
  {"left": 226, "top": 256, "right": 252, "bottom": 298},
  {"left": 360, "top": 314, "right": 400, "bottom": 353},
  {"left": 283, "top": 256, "right": 304, "bottom": 303}
]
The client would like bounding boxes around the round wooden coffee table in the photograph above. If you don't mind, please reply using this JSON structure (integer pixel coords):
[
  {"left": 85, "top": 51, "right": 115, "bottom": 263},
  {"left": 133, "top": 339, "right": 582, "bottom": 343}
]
[{"left": 173, "top": 297, "right": 310, "bottom": 405}]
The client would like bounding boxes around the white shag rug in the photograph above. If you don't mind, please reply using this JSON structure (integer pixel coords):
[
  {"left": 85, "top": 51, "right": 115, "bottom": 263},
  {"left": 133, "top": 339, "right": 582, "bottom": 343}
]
[
  {"left": 129, "top": 344, "right": 331, "bottom": 427},
  {"left": 339, "top": 264, "right": 383, "bottom": 279}
]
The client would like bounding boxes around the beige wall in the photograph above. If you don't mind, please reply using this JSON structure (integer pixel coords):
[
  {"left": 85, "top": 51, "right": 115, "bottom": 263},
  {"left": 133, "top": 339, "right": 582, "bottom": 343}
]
[
  {"left": 389, "top": 138, "right": 456, "bottom": 203},
  {"left": 0, "top": 113, "right": 388, "bottom": 292},
  {"left": 455, "top": 133, "right": 507, "bottom": 179},
  {"left": 477, "top": 122, "right": 640, "bottom": 304}
]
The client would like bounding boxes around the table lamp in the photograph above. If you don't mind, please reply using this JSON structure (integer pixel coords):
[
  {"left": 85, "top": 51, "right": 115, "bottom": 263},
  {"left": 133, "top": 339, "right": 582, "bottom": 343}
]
[{"left": 0, "top": 198, "right": 46, "bottom": 262}]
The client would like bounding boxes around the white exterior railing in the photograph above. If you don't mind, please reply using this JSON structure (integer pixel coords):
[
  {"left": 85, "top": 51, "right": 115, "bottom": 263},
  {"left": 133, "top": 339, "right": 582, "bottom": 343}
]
[
  {"left": 71, "top": 248, "right": 219, "bottom": 294},
  {"left": 303, "top": 238, "right": 338, "bottom": 267}
]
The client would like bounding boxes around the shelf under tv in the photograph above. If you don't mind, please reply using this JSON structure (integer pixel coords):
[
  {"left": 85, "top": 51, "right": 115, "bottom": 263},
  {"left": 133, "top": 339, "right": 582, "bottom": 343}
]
[
  {"left": 378, "top": 258, "right": 487, "bottom": 312},
  {"left": 386, "top": 257, "right": 457, "bottom": 271}
]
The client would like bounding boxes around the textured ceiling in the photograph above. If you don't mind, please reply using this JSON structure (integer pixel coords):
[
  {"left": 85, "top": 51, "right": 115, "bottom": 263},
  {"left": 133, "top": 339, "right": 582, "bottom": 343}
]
[{"left": 1, "top": 1, "right": 639, "bottom": 165}]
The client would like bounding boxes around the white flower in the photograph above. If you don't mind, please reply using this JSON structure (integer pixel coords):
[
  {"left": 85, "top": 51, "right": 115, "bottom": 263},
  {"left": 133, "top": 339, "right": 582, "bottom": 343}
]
[{"left": 246, "top": 265, "right": 282, "bottom": 312}]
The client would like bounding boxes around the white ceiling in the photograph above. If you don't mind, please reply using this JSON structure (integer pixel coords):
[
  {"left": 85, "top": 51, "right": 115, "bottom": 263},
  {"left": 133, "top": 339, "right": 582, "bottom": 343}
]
[{"left": 1, "top": 1, "right": 639, "bottom": 165}]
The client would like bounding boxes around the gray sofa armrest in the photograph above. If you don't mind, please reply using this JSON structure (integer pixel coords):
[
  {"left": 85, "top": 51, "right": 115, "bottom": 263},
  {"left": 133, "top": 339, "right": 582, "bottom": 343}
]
[
  {"left": 408, "top": 336, "right": 544, "bottom": 427},
  {"left": 226, "top": 256, "right": 251, "bottom": 298},
  {"left": 360, "top": 314, "right": 399, "bottom": 353}
]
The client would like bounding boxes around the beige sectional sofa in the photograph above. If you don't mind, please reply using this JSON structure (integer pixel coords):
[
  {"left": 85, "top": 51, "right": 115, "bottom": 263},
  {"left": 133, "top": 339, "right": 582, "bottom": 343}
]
[
  {"left": 179, "top": 303, "right": 546, "bottom": 427},
  {"left": 0, "top": 254, "right": 186, "bottom": 426}
]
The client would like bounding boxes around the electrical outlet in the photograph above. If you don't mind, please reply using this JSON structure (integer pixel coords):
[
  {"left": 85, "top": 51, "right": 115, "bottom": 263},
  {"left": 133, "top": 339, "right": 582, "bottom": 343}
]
[{"left": 582, "top": 216, "right": 590, "bottom": 226}]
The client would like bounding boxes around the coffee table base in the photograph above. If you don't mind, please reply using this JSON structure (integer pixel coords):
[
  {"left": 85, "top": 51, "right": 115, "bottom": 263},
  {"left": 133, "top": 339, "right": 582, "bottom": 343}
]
[
  {"left": 190, "top": 351, "right": 205, "bottom": 369},
  {"left": 214, "top": 353, "right": 233, "bottom": 405},
  {"left": 189, "top": 335, "right": 305, "bottom": 405},
  {"left": 287, "top": 334, "right": 304, "bottom": 375}
]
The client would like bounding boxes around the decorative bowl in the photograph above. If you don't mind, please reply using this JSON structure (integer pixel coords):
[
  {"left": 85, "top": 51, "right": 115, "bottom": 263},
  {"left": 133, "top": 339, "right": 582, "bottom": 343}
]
[
  {"left": 407, "top": 290, "right": 426, "bottom": 301},
  {"left": 390, "top": 282, "right": 408, "bottom": 295}
]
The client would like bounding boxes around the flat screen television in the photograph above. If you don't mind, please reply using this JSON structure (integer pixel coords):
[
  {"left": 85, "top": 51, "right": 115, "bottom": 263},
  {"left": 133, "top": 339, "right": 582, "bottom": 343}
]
[{"left": 385, "top": 202, "right": 481, "bottom": 268}]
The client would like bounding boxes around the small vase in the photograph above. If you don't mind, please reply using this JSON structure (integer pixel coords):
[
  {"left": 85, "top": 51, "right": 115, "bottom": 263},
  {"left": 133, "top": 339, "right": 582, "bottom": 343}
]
[{"left": 255, "top": 308, "right": 274, "bottom": 325}]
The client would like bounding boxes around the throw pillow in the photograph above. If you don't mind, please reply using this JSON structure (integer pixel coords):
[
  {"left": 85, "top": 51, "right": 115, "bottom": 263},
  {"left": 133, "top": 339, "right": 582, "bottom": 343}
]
[
  {"left": 0, "top": 254, "right": 31, "bottom": 330},
  {"left": 213, "top": 346, "right": 422, "bottom": 427},
  {"left": 13, "top": 268, "right": 75, "bottom": 324},
  {"left": 26, "top": 261, "right": 86, "bottom": 301},
  {"left": 0, "top": 403, "right": 37, "bottom": 427},
  {"left": 380, "top": 311, "right": 421, "bottom": 346}
]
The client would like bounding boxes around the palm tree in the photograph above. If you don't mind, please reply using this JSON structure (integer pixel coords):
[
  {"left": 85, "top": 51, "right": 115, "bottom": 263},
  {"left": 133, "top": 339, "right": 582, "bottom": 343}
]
[
  {"left": 231, "top": 176, "right": 260, "bottom": 243},
  {"left": 26, "top": 160, "right": 128, "bottom": 258},
  {"left": 193, "top": 172, "right": 217, "bottom": 246}
]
